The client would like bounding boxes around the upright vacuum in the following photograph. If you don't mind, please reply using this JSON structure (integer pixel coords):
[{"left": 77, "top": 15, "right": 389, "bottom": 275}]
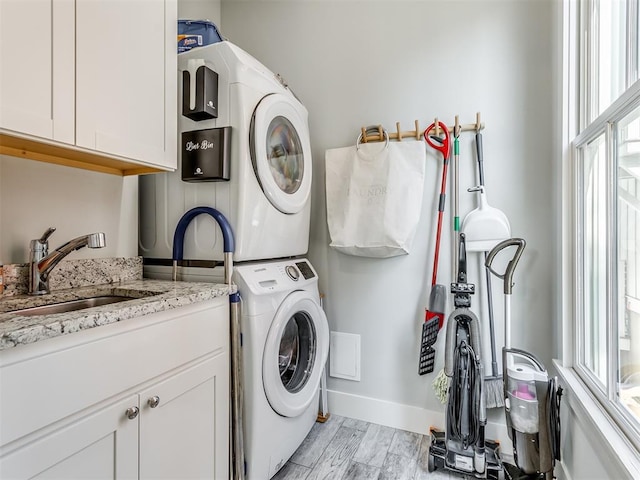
[
  {"left": 428, "top": 233, "right": 504, "bottom": 479},
  {"left": 485, "top": 239, "right": 562, "bottom": 480}
]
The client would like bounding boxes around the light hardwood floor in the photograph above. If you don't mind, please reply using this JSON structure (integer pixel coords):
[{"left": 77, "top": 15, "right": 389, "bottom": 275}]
[{"left": 272, "top": 415, "right": 454, "bottom": 480}]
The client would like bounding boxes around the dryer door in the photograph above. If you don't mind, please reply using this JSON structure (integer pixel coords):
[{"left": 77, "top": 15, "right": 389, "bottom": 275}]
[
  {"left": 250, "top": 93, "right": 312, "bottom": 214},
  {"left": 262, "top": 290, "right": 329, "bottom": 418}
]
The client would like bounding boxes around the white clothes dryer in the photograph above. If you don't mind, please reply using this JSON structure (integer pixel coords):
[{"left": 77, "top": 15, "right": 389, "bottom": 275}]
[
  {"left": 234, "top": 258, "right": 329, "bottom": 480},
  {"left": 139, "top": 41, "right": 312, "bottom": 264}
]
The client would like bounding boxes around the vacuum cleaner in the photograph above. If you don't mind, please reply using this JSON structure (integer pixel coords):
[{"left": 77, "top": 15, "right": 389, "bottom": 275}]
[
  {"left": 485, "top": 239, "right": 563, "bottom": 480},
  {"left": 428, "top": 233, "right": 504, "bottom": 479}
]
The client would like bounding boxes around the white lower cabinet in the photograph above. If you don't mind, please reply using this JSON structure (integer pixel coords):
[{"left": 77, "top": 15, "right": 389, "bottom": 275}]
[
  {"left": 0, "top": 298, "right": 230, "bottom": 480},
  {"left": 1, "top": 395, "right": 139, "bottom": 479},
  {"left": 139, "top": 355, "right": 228, "bottom": 479}
]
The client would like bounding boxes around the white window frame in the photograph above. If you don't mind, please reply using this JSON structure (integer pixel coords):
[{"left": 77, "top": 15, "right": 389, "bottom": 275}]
[{"left": 561, "top": 0, "right": 640, "bottom": 476}]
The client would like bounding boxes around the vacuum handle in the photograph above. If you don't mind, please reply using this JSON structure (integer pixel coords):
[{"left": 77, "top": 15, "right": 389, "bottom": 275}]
[
  {"left": 457, "top": 233, "right": 467, "bottom": 281},
  {"left": 485, "top": 238, "right": 526, "bottom": 295}
]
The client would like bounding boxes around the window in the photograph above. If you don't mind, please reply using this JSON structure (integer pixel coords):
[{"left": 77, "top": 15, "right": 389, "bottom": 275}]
[
  {"left": 617, "top": 106, "right": 640, "bottom": 423},
  {"left": 585, "top": 0, "right": 628, "bottom": 121},
  {"left": 572, "top": 0, "right": 640, "bottom": 450}
]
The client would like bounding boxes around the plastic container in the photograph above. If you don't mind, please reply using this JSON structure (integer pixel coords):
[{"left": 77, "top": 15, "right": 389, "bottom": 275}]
[
  {"left": 506, "top": 365, "right": 539, "bottom": 433},
  {"left": 178, "top": 20, "right": 223, "bottom": 53}
]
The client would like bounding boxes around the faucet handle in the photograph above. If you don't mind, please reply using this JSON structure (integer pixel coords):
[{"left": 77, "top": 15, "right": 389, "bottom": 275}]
[
  {"left": 39, "top": 227, "right": 56, "bottom": 243},
  {"left": 30, "top": 227, "right": 56, "bottom": 257},
  {"left": 29, "top": 228, "right": 55, "bottom": 264}
]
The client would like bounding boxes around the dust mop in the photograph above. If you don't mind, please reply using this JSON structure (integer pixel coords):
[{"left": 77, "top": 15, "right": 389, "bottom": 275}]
[
  {"left": 432, "top": 122, "right": 461, "bottom": 397},
  {"left": 461, "top": 132, "right": 511, "bottom": 408}
]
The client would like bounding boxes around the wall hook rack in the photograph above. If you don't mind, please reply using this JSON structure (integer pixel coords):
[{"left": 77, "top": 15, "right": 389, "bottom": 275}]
[{"left": 358, "top": 112, "right": 485, "bottom": 144}]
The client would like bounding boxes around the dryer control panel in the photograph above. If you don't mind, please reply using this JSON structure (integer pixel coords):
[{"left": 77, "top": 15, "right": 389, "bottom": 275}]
[
  {"left": 233, "top": 258, "right": 318, "bottom": 296},
  {"left": 295, "top": 261, "right": 315, "bottom": 280}
]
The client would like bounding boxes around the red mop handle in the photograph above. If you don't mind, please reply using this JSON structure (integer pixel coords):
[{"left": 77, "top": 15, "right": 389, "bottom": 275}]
[
  {"left": 425, "top": 121, "right": 451, "bottom": 287},
  {"left": 431, "top": 157, "right": 449, "bottom": 286}
]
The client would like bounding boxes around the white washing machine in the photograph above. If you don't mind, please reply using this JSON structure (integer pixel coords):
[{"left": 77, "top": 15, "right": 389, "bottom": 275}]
[
  {"left": 139, "top": 40, "right": 312, "bottom": 264},
  {"left": 234, "top": 258, "right": 329, "bottom": 480}
]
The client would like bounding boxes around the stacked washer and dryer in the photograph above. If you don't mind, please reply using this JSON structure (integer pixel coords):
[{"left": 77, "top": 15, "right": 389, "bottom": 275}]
[{"left": 139, "top": 40, "right": 329, "bottom": 480}]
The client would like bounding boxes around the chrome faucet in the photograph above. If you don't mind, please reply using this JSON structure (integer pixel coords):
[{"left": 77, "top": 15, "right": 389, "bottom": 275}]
[{"left": 28, "top": 227, "right": 106, "bottom": 295}]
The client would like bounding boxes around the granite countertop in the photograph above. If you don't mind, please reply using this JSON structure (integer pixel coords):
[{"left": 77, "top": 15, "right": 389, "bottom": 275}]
[{"left": 0, "top": 279, "right": 235, "bottom": 351}]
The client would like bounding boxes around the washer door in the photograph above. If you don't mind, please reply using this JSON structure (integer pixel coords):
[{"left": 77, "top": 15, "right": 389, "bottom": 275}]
[
  {"left": 250, "top": 93, "right": 312, "bottom": 214},
  {"left": 263, "top": 291, "right": 329, "bottom": 417}
]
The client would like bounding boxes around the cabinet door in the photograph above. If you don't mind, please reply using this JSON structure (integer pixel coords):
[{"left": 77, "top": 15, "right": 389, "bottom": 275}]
[
  {"left": 0, "top": 0, "right": 74, "bottom": 143},
  {"left": 139, "top": 353, "right": 230, "bottom": 480},
  {"left": 0, "top": 395, "right": 138, "bottom": 480},
  {"left": 75, "top": 0, "right": 177, "bottom": 169}
]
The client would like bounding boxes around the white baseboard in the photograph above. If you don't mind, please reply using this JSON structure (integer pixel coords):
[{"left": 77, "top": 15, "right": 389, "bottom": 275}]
[
  {"left": 555, "top": 461, "right": 570, "bottom": 480},
  {"left": 326, "top": 389, "right": 445, "bottom": 435},
  {"left": 325, "top": 388, "right": 512, "bottom": 454}
]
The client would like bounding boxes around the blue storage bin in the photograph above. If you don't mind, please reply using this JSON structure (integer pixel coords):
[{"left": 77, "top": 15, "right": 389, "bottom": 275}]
[{"left": 178, "top": 20, "right": 223, "bottom": 53}]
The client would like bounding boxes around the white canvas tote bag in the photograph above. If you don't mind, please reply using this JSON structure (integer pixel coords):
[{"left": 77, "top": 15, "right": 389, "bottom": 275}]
[{"left": 325, "top": 141, "right": 425, "bottom": 258}]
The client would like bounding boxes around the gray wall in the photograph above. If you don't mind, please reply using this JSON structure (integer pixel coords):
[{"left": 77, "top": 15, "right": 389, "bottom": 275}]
[
  {"left": 222, "top": 0, "right": 556, "bottom": 442},
  {"left": 0, "top": 156, "right": 138, "bottom": 263},
  {"left": 179, "top": 0, "right": 220, "bottom": 22}
]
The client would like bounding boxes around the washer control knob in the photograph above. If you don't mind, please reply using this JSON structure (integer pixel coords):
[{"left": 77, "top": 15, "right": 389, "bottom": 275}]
[{"left": 285, "top": 265, "right": 299, "bottom": 281}]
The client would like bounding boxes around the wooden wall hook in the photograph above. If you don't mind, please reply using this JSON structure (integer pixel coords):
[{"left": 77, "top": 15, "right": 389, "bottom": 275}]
[{"left": 357, "top": 114, "right": 484, "bottom": 145}]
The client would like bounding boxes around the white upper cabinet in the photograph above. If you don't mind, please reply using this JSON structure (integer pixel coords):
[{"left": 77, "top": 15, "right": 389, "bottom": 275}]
[
  {"left": 0, "top": 0, "right": 74, "bottom": 143},
  {"left": 75, "top": 0, "right": 176, "bottom": 169},
  {"left": 0, "top": 0, "right": 177, "bottom": 174}
]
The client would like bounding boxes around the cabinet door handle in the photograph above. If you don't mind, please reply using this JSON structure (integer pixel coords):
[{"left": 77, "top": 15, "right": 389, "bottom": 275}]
[
  {"left": 125, "top": 406, "right": 139, "bottom": 420},
  {"left": 147, "top": 396, "right": 160, "bottom": 408}
]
